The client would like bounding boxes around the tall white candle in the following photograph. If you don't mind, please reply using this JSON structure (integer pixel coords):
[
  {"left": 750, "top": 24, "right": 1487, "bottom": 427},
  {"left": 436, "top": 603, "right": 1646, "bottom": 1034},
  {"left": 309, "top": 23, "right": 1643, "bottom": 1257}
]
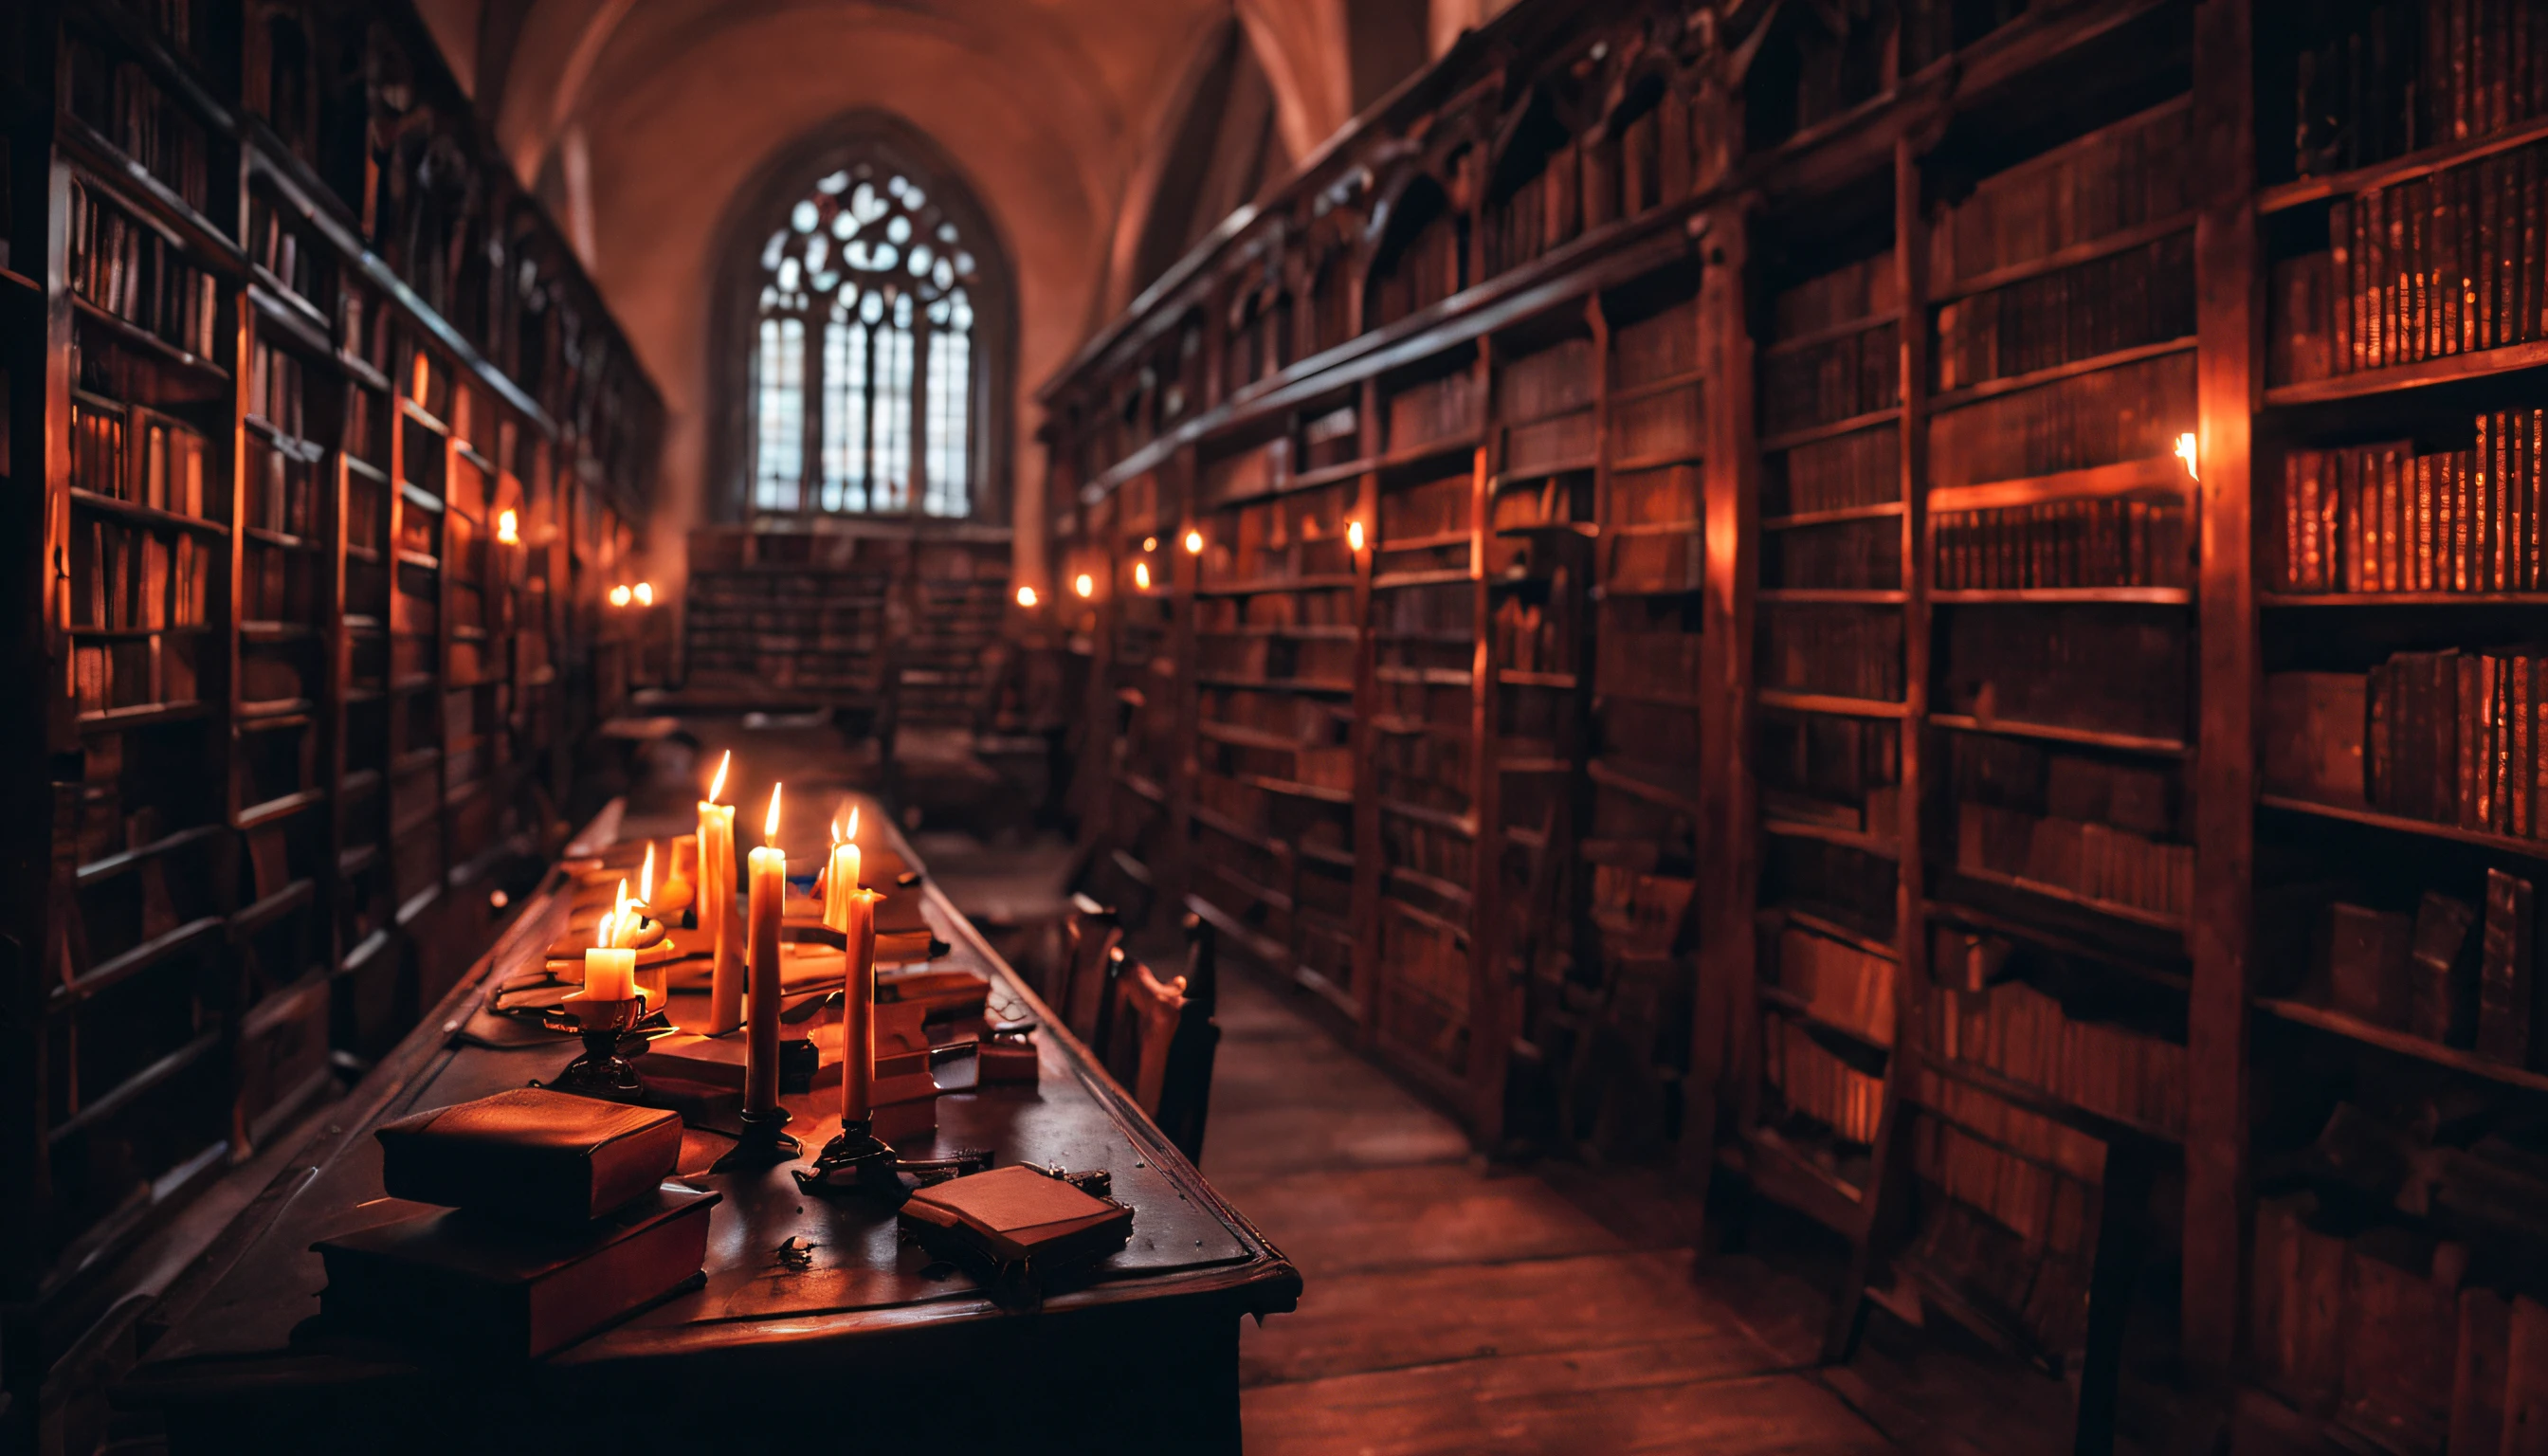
[
  {"left": 701, "top": 751, "right": 743, "bottom": 1034},
  {"left": 745, "top": 783, "right": 786, "bottom": 1115}
]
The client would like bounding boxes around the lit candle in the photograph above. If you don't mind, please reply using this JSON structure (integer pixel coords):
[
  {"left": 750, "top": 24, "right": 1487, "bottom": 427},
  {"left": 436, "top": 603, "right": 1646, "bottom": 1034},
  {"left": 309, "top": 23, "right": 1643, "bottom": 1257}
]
[
  {"left": 700, "top": 752, "right": 743, "bottom": 1034},
  {"left": 638, "top": 844, "right": 655, "bottom": 910},
  {"left": 840, "top": 886, "right": 883, "bottom": 1125},
  {"left": 823, "top": 809, "right": 862, "bottom": 935},
  {"left": 744, "top": 783, "right": 787, "bottom": 1116},
  {"left": 661, "top": 833, "right": 699, "bottom": 923},
  {"left": 583, "top": 915, "right": 637, "bottom": 1002}
]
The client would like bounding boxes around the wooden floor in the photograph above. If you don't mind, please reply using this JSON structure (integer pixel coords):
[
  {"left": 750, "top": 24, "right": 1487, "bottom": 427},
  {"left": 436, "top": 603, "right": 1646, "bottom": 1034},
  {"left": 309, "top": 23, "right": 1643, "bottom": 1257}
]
[{"left": 1207, "top": 972, "right": 1907, "bottom": 1455}]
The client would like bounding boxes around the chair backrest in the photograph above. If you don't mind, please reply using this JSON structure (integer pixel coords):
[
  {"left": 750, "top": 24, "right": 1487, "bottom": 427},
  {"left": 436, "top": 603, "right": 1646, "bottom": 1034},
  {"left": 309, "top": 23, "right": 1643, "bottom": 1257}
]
[
  {"left": 1054, "top": 894, "right": 1120, "bottom": 1031},
  {"left": 1101, "top": 956, "right": 1189, "bottom": 1117}
]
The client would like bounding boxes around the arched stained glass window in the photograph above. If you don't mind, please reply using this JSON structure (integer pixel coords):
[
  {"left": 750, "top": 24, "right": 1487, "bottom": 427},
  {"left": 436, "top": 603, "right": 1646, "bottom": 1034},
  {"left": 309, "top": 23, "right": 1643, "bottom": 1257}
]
[{"left": 750, "top": 160, "right": 985, "bottom": 519}]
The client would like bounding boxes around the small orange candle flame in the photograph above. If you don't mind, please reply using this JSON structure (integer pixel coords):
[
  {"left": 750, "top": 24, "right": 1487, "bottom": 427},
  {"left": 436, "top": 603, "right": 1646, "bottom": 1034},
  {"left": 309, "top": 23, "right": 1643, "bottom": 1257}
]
[
  {"left": 2175, "top": 431, "right": 2199, "bottom": 482},
  {"left": 708, "top": 750, "right": 731, "bottom": 803},
  {"left": 847, "top": 806, "right": 859, "bottom": 840},
  {"left": 1347, "top": 519, "right": 1365, "bottom": 552},
  {"left": 640, "top": 843, "right": 655, "bottom": 903},
  {"left": 765, "top": 782, "right": 783, "bottom": 846}
]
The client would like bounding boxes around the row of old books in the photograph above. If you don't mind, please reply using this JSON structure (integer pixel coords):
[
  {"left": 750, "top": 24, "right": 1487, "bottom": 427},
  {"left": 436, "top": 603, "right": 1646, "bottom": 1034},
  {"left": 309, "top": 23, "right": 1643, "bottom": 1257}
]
[
  {"left": 1763, "top": 1013, "right": 1884, "bottom": 1143},
  {"left": 1924, "top": 978, "right": 2188, "bottom": 1138},
  {"left": 1613, "top": 381, "right": 1703, "bottom": 463},
  {"left": 2351, "top": 649, "right": 2548, "bottom": 837},
  {"left": 1933, "top": 494, "right": 2190, "bottom": 591},
  {"left": 1204, "top": 736, "right": 1354, "bottom": 795},
  {"left": 1774, "top": 924, "right": 1896, "bottom": 1047},
  {"left": 2314, "top": 140, "right": 2548, "bottom": 376},
  {"left": 1766, "top": 517, "right": 1900, "bottom": 591},
  {"left": 1204, "top": 690, "right": 1350, "bottom": 748},
  {"left": 2290, "top": 0, "right": 2546, "bottom": 179},
  {"left": 1593, "top": 615, "right": 1703, "bottom": 702},
  {"left": 1371, "top": 211, "right": 1465, "bottom": 331},
  {"left": 1202, "top": 435, "right": 1288, "bottom": 506},
  {"left": 2316, "top": 868, "right": 2539, "bottom": 1065},
  {"left": 1498, "top": 339, "right": 1597, "bottom": 424},
  {"left": 1193, "top": 632, "right": 1354, "bottom": 685},
  {"left": 1766, "top": 422, "right": 1900, "bottom": 517},
  {"left": 1761, "top": 711, "right": 1900, "bottom": 812},
  {"left": 1772, "top": 254, "right": 1899, "bottom": 341},
  {"left": 2274, "top": 411, "right": 2546, "bottom": 593},
  {"left": 1758, "top": 603, "right": 1904, "bottom": 701},
  {"left": 1952, "top": 733, "right": 2180, "bottom": 837},
  {"left": 1614, "top": 300, "right": 1701, "bottom": 389},
  {"left": 1932, "top": 232, "right": 2195, "bottom": 394},
  {"left": 1926, "top": 349, "right": 2194, "bottom": 490},
  {"left": 1490, "top": 472, "right": 1580, "bottom": 535},
  {"left": 1378, "top": 810, "right": 1470, "bottom": 883},
  {"left": 246, "top": 338, "right": 310, "bottom": 440},
  {"left": 67, "top": 180, "right": 221, "bottom": 359},
  {"left": 1379, "top": 472, "right": 1472, "bottom": 545},
  {"left": 1762, "top": 319, "right": 1899, "bottom": 439},
  {"left": 2251, "top": 1192, "right": 2548, "bottom": 1456},
  {"left": 1606, "top": 463, "right": 1700, "bottom": 528},
  {"left": 64, "top": 42, "right": 213, "bottom": 212},
  {"left": 1202, "top": 587, "right": 1356, "bottom": 632},
  {"left": 1376, "top": 731, "right": 1472, "bottom": 820},
  {"left": 1388, "top": 369, "right": 1482, "bottom": 452},
  {"left": 1935, "top": 607, "right": 2189, "bottom": 744},
  {"left": 1763, "top": 837, "right": 1899, "bottom": 944},
  {"left": 69, "top": 520, "right": 212, "bottom": 632},
  {"left": 70, "top": 394, "right": 209, "bottom": 517},
  {"left": 1911, "top": 1100, "right": 2099, "bottom": 1265},
  {"left": 1955, "top": 801, "right": 2194, "bottom": 925},
  {"left": 73, "top": 634, "right": 204, "bottom": 716},
  {"left": 245, "top": 434, "right": 321, "bottom": 538},
  {"left": 246, "top": 192, "right": 318, "bottom": 303},
  {"left": 239, "top": 547, "right": 316, "bottom": 625},
  {"left": 1925, "top": 102, "right": 2190, "bottom": 293}
]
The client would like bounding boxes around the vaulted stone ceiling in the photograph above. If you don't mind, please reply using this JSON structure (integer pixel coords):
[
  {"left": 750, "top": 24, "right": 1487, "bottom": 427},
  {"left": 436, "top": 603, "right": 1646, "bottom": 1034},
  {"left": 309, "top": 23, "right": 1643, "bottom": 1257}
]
[{"left": 408, "top": 0, "right": 1477, "bottom": 583}]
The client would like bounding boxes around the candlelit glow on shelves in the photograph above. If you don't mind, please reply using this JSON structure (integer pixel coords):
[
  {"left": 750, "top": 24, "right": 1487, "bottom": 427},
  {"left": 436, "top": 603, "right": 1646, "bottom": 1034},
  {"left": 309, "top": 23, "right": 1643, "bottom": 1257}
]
[
  {"left": 1184, "top": 529, "right": 1205, "bottom": 555},
  {"left": 496, "top": 509, "right": 519, "bottom": 545},
  {"left": 1074, "top": 573, "right": 1095, "bottom": 598},
  {"left": 1347, "top": 519, "right": 1365, "bottom": 552},
  {"left": 633, "top": 581, "right": 655, "bottom": 606},
  {"left": 1134, "top": 560, "right": 1151, "bottom": 591},
  {"left": 2175, "top": 431, "right": 2198, "bottom": 482},
  {"left": 708, "top": 750, "right": 732, "bottom": 803},
  {"left": 1016, "top": 584, "right": 1038, "bottom": 608},
  {"left": 610, "top": 584, "right": 632, "bottom": 607}
]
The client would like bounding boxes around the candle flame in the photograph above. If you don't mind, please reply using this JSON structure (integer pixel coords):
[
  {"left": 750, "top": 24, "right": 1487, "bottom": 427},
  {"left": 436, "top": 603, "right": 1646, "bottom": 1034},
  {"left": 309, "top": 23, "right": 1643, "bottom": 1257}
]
[
  {"left": 640, "top": 843, "right": 655, "bottom": 903},
  {"left": 708, "top": 750, "right": 731, "bottom": 803},
  {"left": 496, "top": 509, "right": 519, "bottom": 545},
  {"left": 610, "top": 584, "right": 632, "bottom": 607},
  {"left": 1347, "top": 519, "right": 1365, "bottom": 552},
  {"left": 1142, "top": 537, "right": 1158, "bottom": 553},
  {"left": 1134, "top": 560, "right": 1152, "bottom": 590},
  {"left": 831, "top": 812, "right": 844, "bottom": 846},
  {"left": 1184, "top": 529, "right": 1204, "bottom": 555},
  {"left": 765, "top": 782, "right": 783, "bottom": 845},
  {"left": 633, "top": 581, "right": 655, "bottom": 606},
  {"left": 848, "top": 806, "right": 859, "bottom": 839},
  {"left": 1074, "top": 573, "right": 1095, "bottom": 598},
  {"left": 1016, "top": 584, "right": 1038, "bottom": 608},
  {"left": 2175, "top": 431, "right": 2198, "bottom": 482}
]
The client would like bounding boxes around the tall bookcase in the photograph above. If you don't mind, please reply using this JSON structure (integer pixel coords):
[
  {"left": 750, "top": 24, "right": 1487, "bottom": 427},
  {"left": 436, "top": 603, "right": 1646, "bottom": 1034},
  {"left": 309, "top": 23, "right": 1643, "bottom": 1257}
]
[{"left": 0, "top": 1, "right": 661, "bottom": 1438}]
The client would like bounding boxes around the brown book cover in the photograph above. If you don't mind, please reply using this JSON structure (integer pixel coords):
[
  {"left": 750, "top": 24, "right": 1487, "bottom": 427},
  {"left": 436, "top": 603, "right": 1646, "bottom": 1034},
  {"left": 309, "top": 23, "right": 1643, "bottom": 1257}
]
[
  {"left": 2506, "top": 1293, "right": 2548, "bottom": 1454},
  {"left": 2327, "top": 901, "right": 2414, "bottom": 1026},
  {"left": 2480, "top": 868, "right": 2538, "bottom": 1067},
  {"left": 376, "top": 1087, "right": 682, "bottom": 1227},
  {"left": 314, "top": 1184, "right": 717, "bottom": 1360},
  {"left": 2409, "top": 891, "right": 2482, "bottom": 1046},
  {"left": 900, "top": 1165, "right": 1134, "bottom": 1268}
]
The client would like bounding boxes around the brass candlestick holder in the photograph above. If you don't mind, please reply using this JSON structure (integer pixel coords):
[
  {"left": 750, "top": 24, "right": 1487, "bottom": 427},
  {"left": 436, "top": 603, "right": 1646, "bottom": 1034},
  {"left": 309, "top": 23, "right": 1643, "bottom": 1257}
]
[
  {"left": 794, "top": 1119, "right": 993, "bottom": 1198},
  {"left": 532, "top": 994, "right": 646, "bottom": 1101},
  {"left": 711, "top": 1105, "right": 800, "bottom": 1173}
]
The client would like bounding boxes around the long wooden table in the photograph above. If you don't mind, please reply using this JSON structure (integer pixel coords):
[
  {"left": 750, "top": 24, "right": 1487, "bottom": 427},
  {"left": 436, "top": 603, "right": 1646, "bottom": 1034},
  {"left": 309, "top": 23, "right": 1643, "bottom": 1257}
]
[{"left": 120, "top": 801, "right": 1301, "bottom": 1454}]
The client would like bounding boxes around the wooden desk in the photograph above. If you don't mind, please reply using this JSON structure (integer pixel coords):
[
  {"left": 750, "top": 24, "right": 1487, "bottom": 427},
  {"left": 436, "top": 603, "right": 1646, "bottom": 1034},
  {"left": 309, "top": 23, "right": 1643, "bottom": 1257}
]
[{"left": 120, "top": 804, "right": 1300, "bottom": 1454}]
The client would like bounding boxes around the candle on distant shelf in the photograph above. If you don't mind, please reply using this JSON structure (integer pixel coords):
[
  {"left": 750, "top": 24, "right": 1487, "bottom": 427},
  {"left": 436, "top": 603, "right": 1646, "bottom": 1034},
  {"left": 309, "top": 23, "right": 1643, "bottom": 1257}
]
[
  {"left": 839, "top": 885, "right": 883, "bottom": 1125},
  {"left": 700, "top": 751, "right": 743, "bottom": 1034},
  {"left": 744, "top": 783, "right": 787, "bottom": 1116},
  {"left": 822, "top": 809, "right": 862, "bottom": 935}
]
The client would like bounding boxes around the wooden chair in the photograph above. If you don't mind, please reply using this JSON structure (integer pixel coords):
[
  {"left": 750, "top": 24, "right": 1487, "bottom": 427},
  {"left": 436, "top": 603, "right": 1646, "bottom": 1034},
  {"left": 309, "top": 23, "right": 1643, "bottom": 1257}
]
[
  {"left": 1101, "top": 915, "right": 1220, "bottom": 1165},
  {"left": 1052, "top": 894, "right": 1121, "bottom": 1037}
]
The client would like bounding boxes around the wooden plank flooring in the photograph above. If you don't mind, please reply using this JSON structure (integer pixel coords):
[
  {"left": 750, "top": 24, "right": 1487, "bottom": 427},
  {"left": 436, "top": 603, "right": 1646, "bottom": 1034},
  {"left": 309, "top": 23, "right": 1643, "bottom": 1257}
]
[{"left": 1208, "top": 973, "right": 1908, "bottom": 1455}]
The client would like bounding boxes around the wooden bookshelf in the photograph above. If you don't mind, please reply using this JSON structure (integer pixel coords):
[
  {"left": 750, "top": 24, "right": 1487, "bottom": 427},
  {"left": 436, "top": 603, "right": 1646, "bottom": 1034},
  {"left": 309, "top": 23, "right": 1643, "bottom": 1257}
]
[
  {"left": 1036, "top": 0, "right": 2548, "bottom": 1447},
  {"left": 1, "top": 3, "right": 663, "bottom": 1431}
]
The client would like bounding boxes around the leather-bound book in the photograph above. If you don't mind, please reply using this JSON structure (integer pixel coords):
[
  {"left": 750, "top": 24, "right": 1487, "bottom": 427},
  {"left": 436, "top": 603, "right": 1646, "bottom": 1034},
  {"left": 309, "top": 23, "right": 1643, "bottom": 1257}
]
[
  {"left": 899, "top": 1165, "right": 1132, "bottom": 1269},
  {"left": 376, "top": 1088, "right": 682, "bottom": 1227},
  {"left": 2406, "top": 891, "right": 2481, "bottom": 1046},
  {"left": 2326, "top": 901, "right": 2413, "bottom": 1027},
  {"left": 2480, "top": 869, "right": 2539, "bottom": 1066},
  {"left": 314, "top": 1185, "right": 718, "bottom": 1360}
]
